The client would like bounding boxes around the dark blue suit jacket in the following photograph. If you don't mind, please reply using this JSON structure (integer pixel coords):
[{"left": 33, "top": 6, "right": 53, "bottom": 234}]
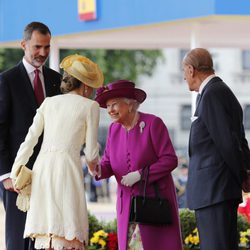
[
  {"left": 187, "top": 77, "right": 245, "bottom": 210},
  {"left": 0, "top": 61, "right": 61, "bottom": 176}
]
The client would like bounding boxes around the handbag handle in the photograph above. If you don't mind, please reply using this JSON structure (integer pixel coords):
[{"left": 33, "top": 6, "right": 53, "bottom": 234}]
[
  {"left": 140, "top": 166, "right": 162, "bottom": 203},
  {"left": 142, "top": 166, "right": 149, "bottom": 198}
]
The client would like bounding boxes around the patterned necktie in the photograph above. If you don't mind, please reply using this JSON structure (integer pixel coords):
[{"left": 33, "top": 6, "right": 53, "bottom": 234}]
[
  {"left": 196, "top": 93, "right": 201, "bottom": 108},
  {"left": 34, "top": 69, "right": 45, "bottom": 106}
]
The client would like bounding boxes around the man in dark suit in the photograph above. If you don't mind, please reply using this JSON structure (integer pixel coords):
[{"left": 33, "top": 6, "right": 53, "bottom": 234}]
[
  {"left": 0, "top": 21, "right": 61, "bottom": 250},
  {"left": 183, "top": 48, "right": 248, "bottom": 250}
]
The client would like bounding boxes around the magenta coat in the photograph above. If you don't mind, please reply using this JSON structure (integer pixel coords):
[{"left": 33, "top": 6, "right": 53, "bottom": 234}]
[{"left": 99, "top": 112, "right": 183, "bottom": 250}]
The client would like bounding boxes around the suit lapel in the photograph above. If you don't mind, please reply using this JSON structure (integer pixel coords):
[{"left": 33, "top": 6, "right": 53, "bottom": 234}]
[
  {"left": 190, "top": 77, "right": 223, "bottom": 155},
  {"left": 43, "top": 66, "right": 58, "bottom": 97},
  {"left": 17, "top": 63, "right": 60, "bottom": 110}
]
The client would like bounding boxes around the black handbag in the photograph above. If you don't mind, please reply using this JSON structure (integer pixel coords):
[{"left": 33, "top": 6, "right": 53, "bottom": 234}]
[{"left": 129, "top": 166, "right": 172, "bottom": 225}]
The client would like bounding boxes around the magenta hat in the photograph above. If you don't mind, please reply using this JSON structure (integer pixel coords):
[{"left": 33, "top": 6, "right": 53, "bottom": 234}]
[{"left": 95, "top": 80, "right": 147, "bottom": 108}]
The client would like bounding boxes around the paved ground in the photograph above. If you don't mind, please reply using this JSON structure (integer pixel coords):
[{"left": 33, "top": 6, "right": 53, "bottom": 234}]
[
  {"left": 0, "top": 193, "right": 116, "bottom": 250},
  {"left": 88, "top": 197, "right": 116, "bottom": 222}
]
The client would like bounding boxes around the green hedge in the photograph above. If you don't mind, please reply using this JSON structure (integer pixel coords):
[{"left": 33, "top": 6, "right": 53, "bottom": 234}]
[
  {"left": 87, "top": 209, "right": 250, "bottom": 250},
  {"left": 179, "top": 208, "right": 250, "bottom": 239},
  {"left": 179, "top": 208, "right": 250, "bottom": 249}
]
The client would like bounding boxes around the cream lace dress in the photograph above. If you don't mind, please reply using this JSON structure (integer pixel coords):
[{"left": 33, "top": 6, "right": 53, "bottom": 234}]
[{"left": 10, "top": 94, "right": 100, "bottom": 250}]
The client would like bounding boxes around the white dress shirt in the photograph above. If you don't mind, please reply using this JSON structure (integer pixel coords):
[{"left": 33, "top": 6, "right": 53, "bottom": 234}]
[{"left": 22, "top": 57, "right": 46, "bottom": 96}]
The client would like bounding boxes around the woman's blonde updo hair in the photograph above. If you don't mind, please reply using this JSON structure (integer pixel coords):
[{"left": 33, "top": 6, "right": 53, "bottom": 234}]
[{"left": 60, "top": 72, "right": 82, "bottom": 94}]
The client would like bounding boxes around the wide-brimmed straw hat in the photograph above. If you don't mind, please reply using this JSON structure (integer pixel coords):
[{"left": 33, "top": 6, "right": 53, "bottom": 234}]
[
  {"left": 95, "top": 80, "right": 147, "bottom": 108},
  {"left": 60, "top": 54, "right": 103, "bottom": 89}
]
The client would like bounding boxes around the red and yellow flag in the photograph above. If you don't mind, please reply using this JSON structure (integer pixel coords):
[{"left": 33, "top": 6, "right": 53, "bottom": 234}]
[{"left": 78, "top": 0, "right": 97, "bottom": 21}]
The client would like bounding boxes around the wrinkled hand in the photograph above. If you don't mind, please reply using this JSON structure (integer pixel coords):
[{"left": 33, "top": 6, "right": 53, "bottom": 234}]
[{"left": 121, "top": 171, "right": 141, "bottom": 187}]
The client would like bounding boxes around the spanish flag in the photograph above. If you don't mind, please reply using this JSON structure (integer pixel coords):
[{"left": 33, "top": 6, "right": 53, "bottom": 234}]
[{"left": 78, "top": 0, "right": 97, "bottom": 21}]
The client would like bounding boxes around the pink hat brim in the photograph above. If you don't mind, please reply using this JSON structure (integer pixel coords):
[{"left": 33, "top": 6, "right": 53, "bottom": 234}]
[{"left": 95, "top": 83, "right": 146, "bottom": 108}]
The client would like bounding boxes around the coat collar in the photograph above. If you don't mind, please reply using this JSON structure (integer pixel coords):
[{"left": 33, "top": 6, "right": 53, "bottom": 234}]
[{"left": 195, "top": 76, "right": 223, "bottom": 112}]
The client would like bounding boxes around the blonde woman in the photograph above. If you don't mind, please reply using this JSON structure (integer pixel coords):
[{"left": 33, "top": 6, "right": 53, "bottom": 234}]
[{"left": 10, "top": 54, "right": 103, "bottom": 250}]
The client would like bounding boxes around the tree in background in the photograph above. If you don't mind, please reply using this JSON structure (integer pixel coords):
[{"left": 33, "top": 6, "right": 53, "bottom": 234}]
[
  {"left": 0, "top": 48, "right": 163, "bottom": 84},
  {"left": 60, "top": 49, "right": 163, "bottom": 84},
  {"left": 0, "top": 48, "right": 24, "bottom": 71}
]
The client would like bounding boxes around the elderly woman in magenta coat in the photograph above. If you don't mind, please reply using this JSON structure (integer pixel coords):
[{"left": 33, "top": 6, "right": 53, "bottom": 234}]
[{"left": 93, "top": 80, "right": 182, "bottom": 250}]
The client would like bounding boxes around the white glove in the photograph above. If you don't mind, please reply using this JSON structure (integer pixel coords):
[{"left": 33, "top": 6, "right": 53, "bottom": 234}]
[{"left": 121, "top": 171, "right": 141, "bottom": 187}]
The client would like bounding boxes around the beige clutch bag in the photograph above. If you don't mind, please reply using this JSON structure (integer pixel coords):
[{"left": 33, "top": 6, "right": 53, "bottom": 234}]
[
  {"left": 14, "top": 165, "right": 32, "bottom": 190},
  {"left": 14, "top": 165, "right": 32, "bottom": 212}
]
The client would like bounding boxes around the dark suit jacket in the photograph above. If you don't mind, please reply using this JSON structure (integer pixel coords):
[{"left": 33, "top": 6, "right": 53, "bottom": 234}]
[
  {"left": 0, "top": 61, "right": 61, "bottom": 176},
  {"left": 187, "top": 77, "right": 244, "bottom": 210}
]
